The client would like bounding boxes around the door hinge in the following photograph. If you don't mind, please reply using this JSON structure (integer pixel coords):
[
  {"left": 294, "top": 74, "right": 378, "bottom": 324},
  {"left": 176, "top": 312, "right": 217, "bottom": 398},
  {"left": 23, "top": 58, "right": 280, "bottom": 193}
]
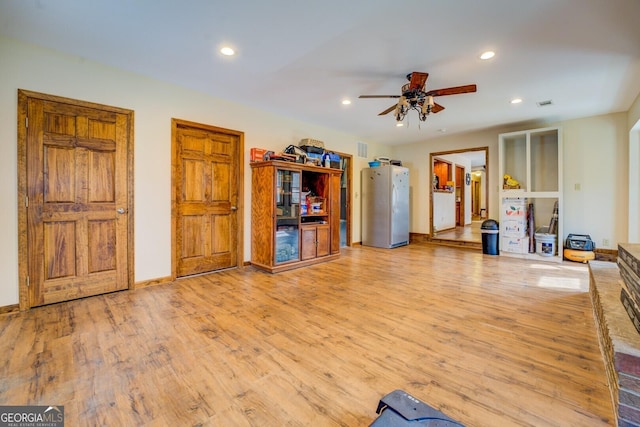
[
  {"left": 25, "top": 196, "right": 28, "bottom": 208},
  {"left": 25, "top": 117, "right": 28, "bottom": 128},
  {"left": 26, "top": 276, "right": 30, "bottom": 287}
]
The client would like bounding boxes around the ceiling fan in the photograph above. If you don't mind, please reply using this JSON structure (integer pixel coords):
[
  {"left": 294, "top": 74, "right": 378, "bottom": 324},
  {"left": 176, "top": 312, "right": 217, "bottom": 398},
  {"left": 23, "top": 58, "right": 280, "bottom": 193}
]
[{"left": 359, "top": 72, "right": 477, "bottom": 122}]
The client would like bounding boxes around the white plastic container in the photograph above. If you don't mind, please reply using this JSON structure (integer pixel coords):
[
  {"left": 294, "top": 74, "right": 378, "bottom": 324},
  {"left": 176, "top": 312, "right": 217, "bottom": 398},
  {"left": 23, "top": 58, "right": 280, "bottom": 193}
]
[{"left": 535, "top": 226, "right": 556, "bottom": 256}]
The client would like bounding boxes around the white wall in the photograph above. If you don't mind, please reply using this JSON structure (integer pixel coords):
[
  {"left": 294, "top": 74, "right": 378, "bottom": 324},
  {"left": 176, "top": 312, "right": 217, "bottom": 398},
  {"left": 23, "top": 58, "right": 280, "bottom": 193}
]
[
  {"left": 392, "top": 129, "right": 499, "bottom": 234},
  {"left": 392, "top": 113, "right": 630, "bottom": 250},
  {"left": 561, "top": 114, "right": 628, "bottom": 248},
  {"left": 0, "top": 37, "right": 387, "bottom": 306}
]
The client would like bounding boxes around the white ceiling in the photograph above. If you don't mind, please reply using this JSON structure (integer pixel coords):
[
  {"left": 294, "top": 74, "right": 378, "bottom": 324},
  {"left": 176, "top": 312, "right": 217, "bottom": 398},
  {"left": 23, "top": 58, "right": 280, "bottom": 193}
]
[{"left": 2, "top": 0, "right": 640, "bottom": 147}]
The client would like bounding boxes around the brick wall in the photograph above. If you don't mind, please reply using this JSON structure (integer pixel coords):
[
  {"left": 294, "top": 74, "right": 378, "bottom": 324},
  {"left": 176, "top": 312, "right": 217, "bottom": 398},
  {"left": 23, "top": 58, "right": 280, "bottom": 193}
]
[{"left": 590, "top": 261, "right": 640, "bottom": 427}]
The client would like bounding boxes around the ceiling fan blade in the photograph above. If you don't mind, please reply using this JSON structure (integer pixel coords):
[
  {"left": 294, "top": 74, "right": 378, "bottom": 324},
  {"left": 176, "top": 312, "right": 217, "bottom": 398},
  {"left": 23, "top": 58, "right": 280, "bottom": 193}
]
[
  {"left": 378, "top": 104, "right": 398, "bottom": 116},
  {"left": 426, "top": 84, "right": 477, "bottom": 97},
  {"left": 431, "top": 102, "right": 445, "bottom": 113},
  {"left": 408, "top": 72, "right": 428, "bottom": 91},
  {"left": 359, "top": 95, "right": 400, "bottom": 98}
]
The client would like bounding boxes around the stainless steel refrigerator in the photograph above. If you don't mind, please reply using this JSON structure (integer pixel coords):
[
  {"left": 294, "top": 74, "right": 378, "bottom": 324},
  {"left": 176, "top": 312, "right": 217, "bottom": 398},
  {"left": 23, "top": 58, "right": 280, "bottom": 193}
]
[{"left": 361, "top": 165, "right": 409, "bottom": 248}]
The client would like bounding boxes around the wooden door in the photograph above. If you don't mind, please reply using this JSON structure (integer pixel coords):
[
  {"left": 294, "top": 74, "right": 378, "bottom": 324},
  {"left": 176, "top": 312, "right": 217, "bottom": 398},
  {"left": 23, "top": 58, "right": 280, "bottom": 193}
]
[
  {"left": 18, "top": 90, "right": 133, "bottom": 308},
  {"left": 172, "top": 119, "right": 243, "bottom": 277},
  {"left": 316, "top": 224, "right": 330, "bottom": 257},
  {"left": 456, "top": 166, "right": 465, "bottom": 226},
  {"left": 300, "top": 226, "right": 317, "bottom": 261}
]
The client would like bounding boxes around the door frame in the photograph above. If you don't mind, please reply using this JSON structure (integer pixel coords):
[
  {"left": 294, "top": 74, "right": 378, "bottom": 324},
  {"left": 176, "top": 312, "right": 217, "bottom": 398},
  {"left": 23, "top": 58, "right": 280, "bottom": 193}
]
[
  {"left": 170, "top": 118, "right": 244, "bottom": 279},
  {"left": 430, "top": 146, "right": 488, "bottom": 237},
  {"left": 17, "top": 89, "right": 135, "bottom": 310},
  {"left": 333, "top": 151, "right": 352, "bottom": 247}
]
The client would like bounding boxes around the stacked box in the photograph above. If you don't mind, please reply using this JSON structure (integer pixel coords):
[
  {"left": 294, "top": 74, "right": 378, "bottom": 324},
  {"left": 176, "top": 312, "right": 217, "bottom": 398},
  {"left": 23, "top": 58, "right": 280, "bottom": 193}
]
[
  {"left": 502, "top": 236, "right": 530, "bottom": 254},
  {"left": 618, "top": 243, "right": 640, "bottom": 335},
  {"left": 501, "top": 198, "right": 527, "bottom": 237},
  {"left": 250, "top": 147, "right": 268, "bottom": 162}
]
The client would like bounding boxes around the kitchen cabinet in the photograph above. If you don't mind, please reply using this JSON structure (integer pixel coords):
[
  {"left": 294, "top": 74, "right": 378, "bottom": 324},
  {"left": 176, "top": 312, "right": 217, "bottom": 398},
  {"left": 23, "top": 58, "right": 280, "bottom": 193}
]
[{"left": 250, "top": 160, "right": 341, "bottom": 273}]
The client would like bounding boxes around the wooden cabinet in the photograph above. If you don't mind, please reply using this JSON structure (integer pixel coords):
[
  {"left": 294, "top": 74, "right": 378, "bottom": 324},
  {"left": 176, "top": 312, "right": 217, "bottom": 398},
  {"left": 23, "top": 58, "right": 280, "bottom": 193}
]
[
  {"left": 300, "top": 224, "right": 330, "bottom": 260},
  {"left": 250, "top": 160, "right": 341, "bottom": 273}
]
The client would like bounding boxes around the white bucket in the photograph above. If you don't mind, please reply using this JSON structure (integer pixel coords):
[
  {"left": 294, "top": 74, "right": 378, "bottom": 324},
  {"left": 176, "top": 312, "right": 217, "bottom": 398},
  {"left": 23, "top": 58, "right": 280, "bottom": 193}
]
[{"left": 535, "top": 227, "right": 556, "bottom": 257}]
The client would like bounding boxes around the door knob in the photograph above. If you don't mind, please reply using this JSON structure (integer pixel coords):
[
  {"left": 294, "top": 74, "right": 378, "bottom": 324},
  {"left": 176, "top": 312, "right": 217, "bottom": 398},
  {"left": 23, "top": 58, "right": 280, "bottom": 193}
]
[
  {"left": 117, "top": 208, "right": 127, "bottom": 214},
  {"left": 230, "top": 206, "right": 238, "bottom": 211}
]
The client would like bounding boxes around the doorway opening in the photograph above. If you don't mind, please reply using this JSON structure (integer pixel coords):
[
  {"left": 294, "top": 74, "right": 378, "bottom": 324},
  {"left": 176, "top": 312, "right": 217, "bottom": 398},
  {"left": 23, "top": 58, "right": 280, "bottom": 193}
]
[
  {"left": 429, "top": 147, "right": 488, "bottom": 246},
  {"left": 334, "top": 151, "right": 352, "bottom": 247}
]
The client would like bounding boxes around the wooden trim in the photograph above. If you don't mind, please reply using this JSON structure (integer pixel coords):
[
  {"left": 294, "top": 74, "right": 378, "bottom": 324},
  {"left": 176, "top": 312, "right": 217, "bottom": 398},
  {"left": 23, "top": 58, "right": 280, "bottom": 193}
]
[
  {"left": 331, "top": 150, "right": 353, "bottom": 247},
  {"left": 0, "top": 304, "right": 20, "bottom": 316},
  {"left": 17, "top": 90, "right": 28, "bottom": 311},
  {"left": 170, "top": 118, "right": 244, "bottom": 280},
  {"left": 594, "top": 248, "right": 618, "bottom": 263},
  {"left": 252, "top": 254, "right": 340, "bottom": 274},
  {"left": 134, "top": 276, "right": 173, "bottom": 289},
  {"left": 430, "top": 147, "right": 489, "bottom": 236},
  {"left": 410, "top": 232, "right": 429, "bottom": 242},
  {"left": 17, "top": 89, "right": 135, "bottom": 310}
]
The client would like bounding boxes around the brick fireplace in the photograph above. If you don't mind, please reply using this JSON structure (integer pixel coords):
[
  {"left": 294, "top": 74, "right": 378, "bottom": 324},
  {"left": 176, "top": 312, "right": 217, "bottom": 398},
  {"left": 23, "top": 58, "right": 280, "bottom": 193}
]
[{"left": 590, "top": 257, "right": 640, "bottom": 427}]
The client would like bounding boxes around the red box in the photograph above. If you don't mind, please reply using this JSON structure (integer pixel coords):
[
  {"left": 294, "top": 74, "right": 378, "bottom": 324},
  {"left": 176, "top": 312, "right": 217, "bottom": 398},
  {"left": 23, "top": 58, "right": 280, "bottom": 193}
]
[{"left": 250, "top": 148, "right": 268, "bottom": 162}]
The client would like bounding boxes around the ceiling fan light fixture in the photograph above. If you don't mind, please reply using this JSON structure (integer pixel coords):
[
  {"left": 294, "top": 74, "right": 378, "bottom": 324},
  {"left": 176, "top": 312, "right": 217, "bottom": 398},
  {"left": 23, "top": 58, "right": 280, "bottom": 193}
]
[
  {"left": 480, "top": 51, "right": 495, "bottom": 60},
  {"left": 510, "top": 98, "right": 523, "bottom": 104},
  {"left": 341, "top": 99, "right": 351, "bottom": 105}
]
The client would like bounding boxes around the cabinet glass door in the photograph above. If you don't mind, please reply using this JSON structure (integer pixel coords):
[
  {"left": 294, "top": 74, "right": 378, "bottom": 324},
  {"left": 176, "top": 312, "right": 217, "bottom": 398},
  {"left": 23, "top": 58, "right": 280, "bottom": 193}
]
[{"left": 275, "top": 169, "right": 300, "bottom": 264}]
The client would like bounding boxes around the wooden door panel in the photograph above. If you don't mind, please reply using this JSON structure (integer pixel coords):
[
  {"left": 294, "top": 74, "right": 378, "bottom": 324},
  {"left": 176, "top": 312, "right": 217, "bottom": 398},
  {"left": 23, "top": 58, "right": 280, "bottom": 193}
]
[
  {"left": 317, "top": 225, "right": 330, "bottom": 257},
  {"left": 44, "top": 146, "right": 75, "bottom": 202},
  {"left": 88, "top": 150, "right": 115, "bottom": 202},
  {"left": 174, "top": 120, "right": 241, "bottom": 277},
  {"left": 44, "top": 220, "right": 77, "bottom": 279},
  {"left": 23, "top": 93, "right": 132, "bottom": 307},
  {"left": 212, "top": 215, "right": 231, "bottom": 253},
  {"left": 183, "top": 159, "right": 206, "bottom": 201},
  {"left": 300, "top": 227, "right": 316, "bottom": 260},
  {"left": 212, "top": 162, "right": 230, "bottom": 201},
  {"left": 87, "top": 219, "right": 117, "bottom": 273},
  {"left": 181, "top": 215, "right": 207, "bottom": 259}
]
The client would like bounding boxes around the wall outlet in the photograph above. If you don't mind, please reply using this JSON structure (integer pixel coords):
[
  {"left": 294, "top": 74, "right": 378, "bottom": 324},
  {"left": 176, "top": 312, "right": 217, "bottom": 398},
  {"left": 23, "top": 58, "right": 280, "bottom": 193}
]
[{"left": 602, "top": 238, "right": 610, "bottom": 247}]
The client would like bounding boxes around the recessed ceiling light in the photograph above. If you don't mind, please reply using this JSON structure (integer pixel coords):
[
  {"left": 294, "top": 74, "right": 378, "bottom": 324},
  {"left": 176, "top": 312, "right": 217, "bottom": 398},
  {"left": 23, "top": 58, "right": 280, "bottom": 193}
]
[
  {"left": 480, "top": 51, "right": 495, "bottom": 60},
  {"left": 341, "top": 99, "right": 351, "bottom": 105},
  {"left": 396, "top": 122, "right": 404, "bottom": 127},
  {"left": 510, "top": 98, "right": 523, "bottom": 104},
  {"left": 220, "top": 47, "right": 235, "bottom": 56}
]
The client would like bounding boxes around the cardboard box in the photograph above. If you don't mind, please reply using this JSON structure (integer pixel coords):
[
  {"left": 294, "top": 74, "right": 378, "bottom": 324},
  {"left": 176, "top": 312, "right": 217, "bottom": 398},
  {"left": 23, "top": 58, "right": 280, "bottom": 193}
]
[
  {"left": 250, "top": 147, "right": 268, "bottom": 162},
  {"left": 502, "top": 197, "right": 526, "bottom": 218},
  {"left": 502, "top": 236, "right": 530, "bottom": 254},
  {"left": 501, "top": 219, "right": 527, "bottom": 238}
]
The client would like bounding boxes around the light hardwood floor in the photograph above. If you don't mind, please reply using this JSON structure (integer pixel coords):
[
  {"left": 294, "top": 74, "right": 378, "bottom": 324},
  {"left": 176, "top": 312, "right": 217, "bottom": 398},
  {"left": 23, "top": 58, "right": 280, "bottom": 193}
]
[
  {"left": 0, "top": 243, "right": 614, "bottom": 426},
  {"left": 433, "top": 221, "right": 482, "bottom": 244}
]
